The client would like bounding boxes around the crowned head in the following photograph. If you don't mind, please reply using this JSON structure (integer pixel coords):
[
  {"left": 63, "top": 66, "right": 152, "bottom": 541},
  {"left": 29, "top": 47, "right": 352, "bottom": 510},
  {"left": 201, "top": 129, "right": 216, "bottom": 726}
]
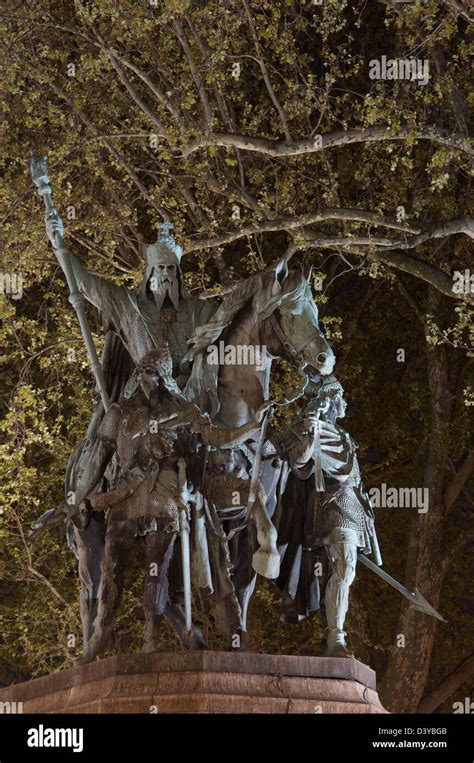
[{"left": 144, "top": 222, "right": 183, "bottom": 310}]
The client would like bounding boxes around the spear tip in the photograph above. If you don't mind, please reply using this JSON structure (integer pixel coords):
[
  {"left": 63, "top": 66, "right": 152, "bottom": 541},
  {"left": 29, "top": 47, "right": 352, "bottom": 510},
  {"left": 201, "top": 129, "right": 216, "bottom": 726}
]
[
  {"left": 29, "top": 149, "right": 49, "bottom": 185},
  {"left": 411, "top": 588, "right": 447, "bottom": 623}
]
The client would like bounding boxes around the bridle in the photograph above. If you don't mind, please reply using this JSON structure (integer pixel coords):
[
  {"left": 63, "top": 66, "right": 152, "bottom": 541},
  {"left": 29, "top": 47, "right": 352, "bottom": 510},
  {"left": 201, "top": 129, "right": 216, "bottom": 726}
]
[{"left": 269, "top": 310, "right": 328, "bottom": 369}]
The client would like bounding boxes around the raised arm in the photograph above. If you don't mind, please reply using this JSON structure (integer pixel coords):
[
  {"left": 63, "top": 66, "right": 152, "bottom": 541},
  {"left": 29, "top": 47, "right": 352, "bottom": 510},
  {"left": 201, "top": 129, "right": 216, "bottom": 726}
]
[{"left": 45, "top": 209, "right": 125, "bottom": 317}]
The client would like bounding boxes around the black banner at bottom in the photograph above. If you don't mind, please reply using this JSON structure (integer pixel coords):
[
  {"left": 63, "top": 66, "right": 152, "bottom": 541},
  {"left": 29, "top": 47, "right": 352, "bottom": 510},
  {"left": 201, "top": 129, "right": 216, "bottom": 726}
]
[{"left": 0, "top": 712, "right": 471, "bottom": 761}]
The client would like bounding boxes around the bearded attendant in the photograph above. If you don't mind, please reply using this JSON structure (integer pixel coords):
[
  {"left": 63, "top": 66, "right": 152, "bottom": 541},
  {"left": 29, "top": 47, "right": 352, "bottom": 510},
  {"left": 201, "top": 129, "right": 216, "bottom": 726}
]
[
  {"left": 276, "top": 375, "right": 381, "bottom": 658},
  {"left": 78, "top": 347, "right": 271, "bottom": 663}
]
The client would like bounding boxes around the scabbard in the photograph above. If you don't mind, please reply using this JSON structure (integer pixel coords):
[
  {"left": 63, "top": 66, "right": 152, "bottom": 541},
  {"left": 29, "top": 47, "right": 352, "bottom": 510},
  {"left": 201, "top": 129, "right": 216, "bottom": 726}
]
[{"left": 312, "top": 426, "right": 325, "bottom": 492}]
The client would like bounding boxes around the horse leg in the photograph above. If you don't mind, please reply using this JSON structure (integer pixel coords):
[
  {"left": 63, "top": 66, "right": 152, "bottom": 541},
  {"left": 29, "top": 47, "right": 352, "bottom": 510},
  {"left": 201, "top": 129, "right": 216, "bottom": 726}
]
[
  {"left": 72, "top": 514, "right": 105, "bottom": 646},
  {"left": 225, "top": 525, "right": 258, "bottom": 651},
  {"left": 230, "top": 573, "right": 257, "bottom": 651},
  {"left": 142, "top": 531, "right": 177, "bottom": 653},
  {"left": 76, "top": 524, "right": 134, "bottom": 664}
]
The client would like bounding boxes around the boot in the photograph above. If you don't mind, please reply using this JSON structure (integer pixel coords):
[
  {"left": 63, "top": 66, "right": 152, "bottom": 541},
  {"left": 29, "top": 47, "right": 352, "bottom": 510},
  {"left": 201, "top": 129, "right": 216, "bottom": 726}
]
[
  {"left": 79, "top": 591, "right": 98, "bottom": 645},
  {"left": 323, "top": 628, "right": 354, "bottom": 658}
]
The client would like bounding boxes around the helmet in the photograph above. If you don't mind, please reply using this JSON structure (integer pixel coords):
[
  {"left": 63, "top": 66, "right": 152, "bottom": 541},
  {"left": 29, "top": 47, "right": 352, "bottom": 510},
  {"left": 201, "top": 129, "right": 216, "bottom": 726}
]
[
  {"left": 318, "top": 375, "right": 344, "bottom": 399},
  {"left": 124, "top": 346, "right": 185, "bottom": 400},
  {"left": 146, "top": 222, "right": 183, "bottom": 271},
  {"left": 304, "top": 374, "right": 344, "bottom": 412},
  {"left": 136, "top": 346, "right": 173, "bottom": 380}
]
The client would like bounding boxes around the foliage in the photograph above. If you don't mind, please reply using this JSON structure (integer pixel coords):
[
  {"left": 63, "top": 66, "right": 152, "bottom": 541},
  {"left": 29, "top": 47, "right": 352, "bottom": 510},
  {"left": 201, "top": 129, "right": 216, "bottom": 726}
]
[{"left": 0, "top": 0, "right": 472, "bottom": 712}]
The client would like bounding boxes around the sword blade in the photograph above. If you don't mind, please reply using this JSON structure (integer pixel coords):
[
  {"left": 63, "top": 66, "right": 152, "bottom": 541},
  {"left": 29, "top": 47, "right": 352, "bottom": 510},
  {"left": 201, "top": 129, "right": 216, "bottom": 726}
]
[
  {"left": 179, "top": 507, "right": 192, "bottom": 632},
  {"left": 247, "top": 410, "right": 269, "bottom": 513},
  {"left": 178, "top": 458, "right": 192, "bottom": 632}
]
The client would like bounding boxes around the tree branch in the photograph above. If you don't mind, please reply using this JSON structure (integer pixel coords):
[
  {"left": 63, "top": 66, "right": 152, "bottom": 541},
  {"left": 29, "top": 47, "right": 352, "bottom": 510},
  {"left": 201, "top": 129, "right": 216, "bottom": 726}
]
[
  {"left": 27, "top": 565, "right": 68, "bottom": 607},
  {"left": 108, "top": 49, "right": 186, "bottom": 132},
  {"left": 184, "top": 211, "right": 473, "bottom": 301},
  {"left": 443, "top": 0, "right": 474, "bottom": 23},
  {"left": 443, "top": 451, "right": 474, "bottom": 512},
  {"left": 173, "top": 17, "right": 214, "bottom": 127},
  {"left": 180, "top": 125, "right": 472, "bottom": 158},
  {"left": 185, "top": 207, "right": 420, "bottom": 251},
  {"left": 14, "top": 510, "right": 68, "bottom": 607},
  {"left": 35, "top": 66, "right": 169, "bottom": 220},
  {"left": 242, "top": 0, "right": 292, "bottom": 140},
  {"left": 417, "top": 653, "right": 474, "bottom": 713},
  {"left": 379, "top": 216, "right": 474, "bottom": 251},
  {"left": 394, "top": 274, "right": 425, "bottom": 324},
  {"left": 94, "top": 41, "right": 169, "bottom": 140},
  {"left": 372, "top": 248, "right": 472, "bottom": 302}
]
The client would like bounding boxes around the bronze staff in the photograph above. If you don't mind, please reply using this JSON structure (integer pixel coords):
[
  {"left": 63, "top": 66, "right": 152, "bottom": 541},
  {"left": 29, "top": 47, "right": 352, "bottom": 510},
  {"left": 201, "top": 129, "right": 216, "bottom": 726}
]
[{"left": 29, "top": 150, "right": 110, "bottom": 412}]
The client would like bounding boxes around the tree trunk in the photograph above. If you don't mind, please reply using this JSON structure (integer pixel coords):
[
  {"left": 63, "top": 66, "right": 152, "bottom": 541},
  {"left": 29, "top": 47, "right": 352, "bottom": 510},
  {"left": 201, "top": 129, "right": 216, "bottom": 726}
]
[{"left": 380, "top": 288, "right": 452, "bottom": 712}]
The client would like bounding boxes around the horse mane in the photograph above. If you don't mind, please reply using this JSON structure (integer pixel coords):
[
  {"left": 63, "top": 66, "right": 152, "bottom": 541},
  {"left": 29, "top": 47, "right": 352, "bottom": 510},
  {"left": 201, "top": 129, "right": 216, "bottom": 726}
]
[{"left": 184, "top": 267, "right": 309, "bottom": 362}]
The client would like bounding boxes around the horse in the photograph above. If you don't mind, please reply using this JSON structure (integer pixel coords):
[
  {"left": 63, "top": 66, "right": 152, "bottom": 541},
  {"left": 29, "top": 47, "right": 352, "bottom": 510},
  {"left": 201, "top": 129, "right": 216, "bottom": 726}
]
[{"left": 183, "top": 256, "right": 335, "bottom": 643}]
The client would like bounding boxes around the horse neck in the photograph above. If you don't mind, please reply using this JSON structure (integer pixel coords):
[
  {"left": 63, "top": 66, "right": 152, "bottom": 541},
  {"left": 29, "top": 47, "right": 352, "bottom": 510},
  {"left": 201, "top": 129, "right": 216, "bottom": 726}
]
[{"left": 215, "top": 318, "right": 270, "bottom": 427}]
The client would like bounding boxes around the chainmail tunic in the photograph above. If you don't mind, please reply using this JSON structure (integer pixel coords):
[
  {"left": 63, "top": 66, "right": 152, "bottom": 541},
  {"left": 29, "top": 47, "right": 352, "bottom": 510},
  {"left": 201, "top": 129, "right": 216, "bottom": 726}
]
[
  {"left": 282, "top": 417, "right": 376, "bottom": 553},
  {"left": 90, "top": 396, "right": 185, "bottom": 529},
  {"left": 306, "top": 483, "right": 374, "bottom": 553}
]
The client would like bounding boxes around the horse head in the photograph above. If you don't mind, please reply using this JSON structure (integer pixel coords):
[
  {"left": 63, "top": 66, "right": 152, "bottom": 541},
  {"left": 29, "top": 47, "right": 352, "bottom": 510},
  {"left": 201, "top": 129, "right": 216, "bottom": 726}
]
[
  {"left": 259, "top": 257, "right": 335, "bottom": 377},
  {"left": 183, "top": 256, "right": 335, "bottom": 423}
]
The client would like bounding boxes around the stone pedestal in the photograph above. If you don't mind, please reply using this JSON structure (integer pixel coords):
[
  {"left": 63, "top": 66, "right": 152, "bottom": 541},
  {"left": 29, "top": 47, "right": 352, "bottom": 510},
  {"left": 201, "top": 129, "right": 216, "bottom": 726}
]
[{"left": 0, "top": 652, "right": 388, "bottom": 713}]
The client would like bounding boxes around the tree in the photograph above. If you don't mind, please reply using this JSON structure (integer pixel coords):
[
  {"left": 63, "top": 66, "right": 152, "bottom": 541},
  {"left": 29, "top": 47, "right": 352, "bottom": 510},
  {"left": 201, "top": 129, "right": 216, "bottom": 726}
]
[{"left": 0, "top": 0, "right": 472, "bottom": 711}]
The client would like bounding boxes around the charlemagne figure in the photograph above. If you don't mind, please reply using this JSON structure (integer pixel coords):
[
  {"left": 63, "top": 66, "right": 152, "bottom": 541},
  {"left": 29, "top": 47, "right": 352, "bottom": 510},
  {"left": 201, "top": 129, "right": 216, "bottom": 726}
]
[{"left": 41, "top": 214, "right": 218, "bottom": 644}]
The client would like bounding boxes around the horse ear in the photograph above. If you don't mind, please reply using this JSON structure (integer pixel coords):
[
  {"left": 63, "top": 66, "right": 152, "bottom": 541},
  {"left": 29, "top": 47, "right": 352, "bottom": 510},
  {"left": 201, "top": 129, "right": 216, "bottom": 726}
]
[{"left": 272, "top": 256, "right": 289, "bottom": 295}]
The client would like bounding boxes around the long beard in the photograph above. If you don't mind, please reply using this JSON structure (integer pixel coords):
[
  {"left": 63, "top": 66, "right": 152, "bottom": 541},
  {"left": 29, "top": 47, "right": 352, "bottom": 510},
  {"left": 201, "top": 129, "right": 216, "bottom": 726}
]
[{"left": 150, "top": 278, "right": 180, "bottom": 311}]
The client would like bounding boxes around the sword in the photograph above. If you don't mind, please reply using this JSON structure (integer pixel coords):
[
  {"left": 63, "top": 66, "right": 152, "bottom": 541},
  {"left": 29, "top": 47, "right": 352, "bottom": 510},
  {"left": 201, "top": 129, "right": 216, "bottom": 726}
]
[
  {"left": 29, "top": 151, "right": 110, "bottom": 412},
  {"left": 178, "top": 457, "right": 192, "bottom": 632},
  {"left": 246, "top": 408, "right": 271, "bottom": 519},
  {"left": 311, "top": 419, "right": 325, "bottom": 492}
]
